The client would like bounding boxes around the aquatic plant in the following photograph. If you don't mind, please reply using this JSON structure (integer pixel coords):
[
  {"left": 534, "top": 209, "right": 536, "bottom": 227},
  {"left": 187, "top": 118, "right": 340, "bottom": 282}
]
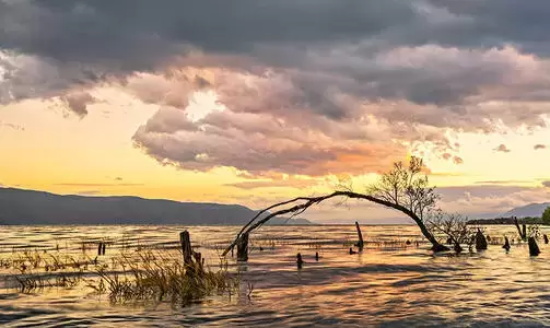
[
  {"left": 89, "top": 250, "right": 238, "bottom": 304},
  {"left": 1, "top": 245, "right": 238, "bottom": 305}
]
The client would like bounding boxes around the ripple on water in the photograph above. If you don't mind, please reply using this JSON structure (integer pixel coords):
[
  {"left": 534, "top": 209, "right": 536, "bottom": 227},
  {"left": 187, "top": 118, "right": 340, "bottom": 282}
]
[{"left": 1, "top": 224, "right": 550, "bottom": 327}]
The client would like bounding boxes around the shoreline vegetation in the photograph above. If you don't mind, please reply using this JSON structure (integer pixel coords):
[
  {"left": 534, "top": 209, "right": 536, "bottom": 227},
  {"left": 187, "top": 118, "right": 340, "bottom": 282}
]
[
  {"left": 468, "top": 217, "right": 543, "bottom": 225},
  {"left": 0, "top": 232, "right": 239, "bottom": 305}
]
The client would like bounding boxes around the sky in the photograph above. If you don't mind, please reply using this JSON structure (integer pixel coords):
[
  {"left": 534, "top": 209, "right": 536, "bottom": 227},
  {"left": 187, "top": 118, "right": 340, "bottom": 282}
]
[{"left": 2, "top": 0, "right": 550, "bottom": 223}]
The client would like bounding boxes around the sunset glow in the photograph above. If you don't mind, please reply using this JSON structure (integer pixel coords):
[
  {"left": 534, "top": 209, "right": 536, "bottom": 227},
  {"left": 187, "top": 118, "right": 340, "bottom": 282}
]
[{"left": 2, "top": 1, "right": 550, "bottom": 223}]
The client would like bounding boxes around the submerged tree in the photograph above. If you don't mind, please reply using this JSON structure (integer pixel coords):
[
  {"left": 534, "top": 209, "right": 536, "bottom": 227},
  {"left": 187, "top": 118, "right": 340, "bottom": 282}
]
[
  {"left": 427, "top": 211, "right": 475, "bottom": 254},
  {"left": 223, "top": 157, "right": 450, "bottom": 257}
]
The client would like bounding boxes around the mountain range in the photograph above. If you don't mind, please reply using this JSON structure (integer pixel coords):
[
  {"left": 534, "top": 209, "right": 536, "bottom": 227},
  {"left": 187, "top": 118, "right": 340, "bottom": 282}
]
[
  {"left": 502, "top": 202, "right": 550, "bottom": 218},
  {"left": 0, "top": 187, "right": 312, "bottom": 225}
]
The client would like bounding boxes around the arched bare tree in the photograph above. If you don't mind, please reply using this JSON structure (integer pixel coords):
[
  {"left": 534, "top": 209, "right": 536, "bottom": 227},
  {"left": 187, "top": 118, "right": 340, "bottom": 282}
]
[{"left": 223, "top": 157, "right": 450, "bottom": 257}]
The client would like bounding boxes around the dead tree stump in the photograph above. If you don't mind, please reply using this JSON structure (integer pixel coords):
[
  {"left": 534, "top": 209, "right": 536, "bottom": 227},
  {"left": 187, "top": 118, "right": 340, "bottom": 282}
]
[
  {"left": 97, "top": 242, "right": 106, "bottom": 256},
  {"left": 475, "top": 229, "right": 488, "bottom": 251},
  {"left": 179, "top": 231, "right": 206, "bottom": 275},
  {"left": 237, "top": 233, "right": 249, "bottom": 262},
  {"left": 354, "top": 221, "right": 364, "bottom": 250},
  {"left": 522, "top": 224, "right": 527, "bottom": 241},
  {"left": 296, "top": 253, "right": 304, "bottom": 269},
  {"left": 315, "top": 252, "right": 319, "bottom": 261},
  {"left": 528, "top": 237, "right": 541, "bottom": 256},
  {"left": 503, "top": 236, "right": 511, "bottom": 251},
  {"left": 544, "top": 234, "right": 549, "bottom": 244},
  {"left": 454, "top": 242, "right": 463, "bottom": 255},
  {"left": 179, "top": 231, "right": 193, "bottom": 268},
  {"left": 514, "top": 217, "right": 526, "bottom": 241}
]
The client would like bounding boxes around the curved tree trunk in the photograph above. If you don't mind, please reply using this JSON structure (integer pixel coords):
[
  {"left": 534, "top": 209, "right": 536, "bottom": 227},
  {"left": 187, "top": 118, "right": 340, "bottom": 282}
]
[{"left": 223, "top": 191, "right": 449, "bottom": 256}]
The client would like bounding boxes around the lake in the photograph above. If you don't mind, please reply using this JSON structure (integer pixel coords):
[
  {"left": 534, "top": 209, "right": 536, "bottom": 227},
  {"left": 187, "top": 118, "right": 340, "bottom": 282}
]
[{"left": 0, "top": 224, "right": 549, "bottom": 327}]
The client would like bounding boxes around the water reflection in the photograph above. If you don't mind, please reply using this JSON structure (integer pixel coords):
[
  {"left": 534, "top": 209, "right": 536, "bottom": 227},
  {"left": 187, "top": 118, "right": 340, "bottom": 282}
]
[{"left": 0, "top": 224, "right": 550, "bottom": 327}]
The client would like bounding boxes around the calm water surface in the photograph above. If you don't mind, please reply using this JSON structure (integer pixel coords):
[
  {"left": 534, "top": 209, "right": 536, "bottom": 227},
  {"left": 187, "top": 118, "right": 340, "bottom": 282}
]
[{"left": 1, "top": 224, "right": 550, "bottom": 327}]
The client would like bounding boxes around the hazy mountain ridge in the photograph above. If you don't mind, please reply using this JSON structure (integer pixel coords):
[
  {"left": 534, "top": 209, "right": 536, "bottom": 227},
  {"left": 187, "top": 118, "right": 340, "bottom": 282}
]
[
  {"left": 502, "top": 202, "right": 550, "bottom": 218},
  {"left": 0, "top": 187, "right": 312, "bottom": 225}
]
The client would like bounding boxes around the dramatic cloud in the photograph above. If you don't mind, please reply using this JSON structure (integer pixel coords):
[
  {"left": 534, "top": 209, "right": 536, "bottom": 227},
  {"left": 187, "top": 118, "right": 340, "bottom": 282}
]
[{"left": 4, "top": 0, "right": 550, "bottom": 175}]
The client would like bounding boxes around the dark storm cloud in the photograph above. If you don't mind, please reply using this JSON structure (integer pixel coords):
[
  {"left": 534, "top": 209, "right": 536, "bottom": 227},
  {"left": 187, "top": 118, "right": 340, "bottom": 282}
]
[
  {"left": 3, "top": 0, "right": 550, "bottom": 110},
  {"left": 424, "top": 0, "right": 550, "bottom": 51},
  {"left": 0, "top": 1, "right": 416, "bottom": 66},
  {"left": 3, "top": 1, "right": 550, "bottom": 66}
]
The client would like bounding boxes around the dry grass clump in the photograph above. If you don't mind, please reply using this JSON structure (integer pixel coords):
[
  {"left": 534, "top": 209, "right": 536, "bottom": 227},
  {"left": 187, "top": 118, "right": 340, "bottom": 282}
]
[
  {"left": 90, "top": 251, "right": 238, "bottom": 305},
  {"left": 0, "top": 247, "right": 238, "bottom": 305}
]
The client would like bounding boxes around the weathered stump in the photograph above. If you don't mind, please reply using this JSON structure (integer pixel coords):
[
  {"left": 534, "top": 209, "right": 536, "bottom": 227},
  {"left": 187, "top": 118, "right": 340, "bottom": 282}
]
[
  {"left": 349, "top": 247, "right": 357, "bottom": 255},
  {"left": 102, "top": 243, "right": 106, "bottom": 255},
  {"left": 475, "top": 229, "right": 488, "bottom": 251},
  {"left": 97, "top": 242, "right": 106, "bottom": 256},
  {"left": 236, "top": 233, "right": 249, "bottom": 262},
  {"left": 522, "top": 224, "right": 527, "bottom": 241},
  {"left": 315, "top": 252, "right": 319, "bottom": 261},
  {"left": 454, "top": 242, "right": 463, "bottom": 255},
  {"left": 514, "top": 217, "right": 526, "bottom": 241},
  {"left": 180, "top": 231, "right": 194, "bottom": 268},
  {"left": 528, "top": 237, "right": 541, "bottom": 256},
  {"left": 354, "top": 221, "right": 364, "bottom": 250},
  {"left": 544, "top": 234, "right": 549, "bottom": 244},
  {"left": 503, "top": 236, "right": 511, "bottom": 251},
  {"left": 296, "top": 253, "right": 304, "bottom": 269}
]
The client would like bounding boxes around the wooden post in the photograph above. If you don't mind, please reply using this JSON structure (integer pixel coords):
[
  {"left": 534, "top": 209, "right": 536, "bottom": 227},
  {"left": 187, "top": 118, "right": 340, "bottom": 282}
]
[
  {"left": 514, "top": 217, "right": 526, "bottom": 241},
  {"left": 522, "top": 224, "right": 527, "bottom": 241},
  {"left": 528, "top": 237, "right": 541, "bottom": 256},
  {"left": 503, "top": 236, "right": 511, "bottom": 251},
  {"left": 544, "top": 234, "right": 549, "bottom": 244},
  {"left": 355, "top": 221, "right": 364, "bottom": 250},
  {"left": 475, "top": 229, "right": 488, "bottom": 251},
  {"left": 237, "top": 233, "right": 249, "bottom": 262},
  {"left": 296, "top": 253, "right": 304, "bottom": 269},
  {"left": 97, "top": 242, "right": 103, "bottom": 256},
  {"left": 102, "top": 243, "right": 106, "bottom": 255},
  {"left": 180, "top": 231, "right": 193, "bottom": 267},
  {"left": 315, "top": 252, "right": 319, "bottom": 261}
]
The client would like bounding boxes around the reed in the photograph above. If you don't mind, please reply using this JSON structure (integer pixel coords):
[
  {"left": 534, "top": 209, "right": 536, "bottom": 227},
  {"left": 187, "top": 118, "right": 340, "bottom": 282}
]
[
  {"left": 90, "top": 250, "right": 238, "bottom": 304},
  {"left": 1, "top": 247, "right": 237, "bottom": 305}
]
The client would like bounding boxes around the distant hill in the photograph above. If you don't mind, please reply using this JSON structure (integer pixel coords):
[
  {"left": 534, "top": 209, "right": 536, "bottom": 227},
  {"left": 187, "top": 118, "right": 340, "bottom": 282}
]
[
  {"left": 0, "top": 187, "right": 313, "bottom": 225},
  {"left": 502, "top": 202, "right": 550, "bottom": 218}
]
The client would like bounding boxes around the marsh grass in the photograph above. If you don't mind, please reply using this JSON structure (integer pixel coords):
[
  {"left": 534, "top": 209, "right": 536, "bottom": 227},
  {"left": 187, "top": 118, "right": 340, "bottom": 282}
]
[
  {"left": 90, "top": 250, "right": 238, "bottom": 305},
  {"left": 0, "top": 247, "right": 238, "bottom": 305}
]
